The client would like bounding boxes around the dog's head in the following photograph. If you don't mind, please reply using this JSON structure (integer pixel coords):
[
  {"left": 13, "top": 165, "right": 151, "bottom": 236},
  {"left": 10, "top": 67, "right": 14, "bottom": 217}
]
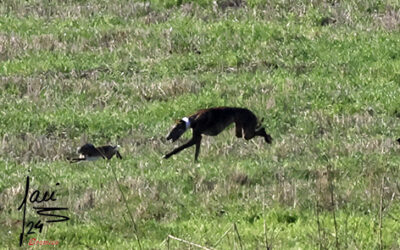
[{"left": 166, "top": 117, "right": 191, "bottom": 142}]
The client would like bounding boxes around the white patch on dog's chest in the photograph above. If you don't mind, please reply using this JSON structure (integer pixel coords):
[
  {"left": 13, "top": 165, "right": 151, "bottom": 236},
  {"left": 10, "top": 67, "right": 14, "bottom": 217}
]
[{"left": 182, "top": 117, "right": 191, "bottom": 129}]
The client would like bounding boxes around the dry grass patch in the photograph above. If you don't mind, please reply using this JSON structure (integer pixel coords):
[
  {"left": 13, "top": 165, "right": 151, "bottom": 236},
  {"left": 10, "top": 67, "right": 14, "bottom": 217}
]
[
  {"left": 133, "top": 77, "right": 202, "bottom": 102},
  {"left": 194, "top": 176, "right": 216, "bottom": 193},
  {"left": 74, "top": 189, "right": 97, "bottom": 211},
  {"left": 373, "top": 7, "right": 400, "bottom": 30},
  {"left": 0, "top": 183, "right": 24, "bottom": 212},
  {"left": 0, "top": 34, "right": 27, "bottom": 61},
  {"left": 230, "top": 171, "right": 250, "bottom": 186},
  {"left": 1, "top": 133, "right": 76, "bottom": 163},
  {"left": 1, "top": 1, "right": 151, "bottom": 19}
]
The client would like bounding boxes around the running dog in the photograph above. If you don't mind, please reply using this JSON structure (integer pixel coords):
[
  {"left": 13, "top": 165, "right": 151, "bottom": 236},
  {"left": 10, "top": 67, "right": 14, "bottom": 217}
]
[{"left": 164, "top": 107, "right": 272, "bottom": 161}]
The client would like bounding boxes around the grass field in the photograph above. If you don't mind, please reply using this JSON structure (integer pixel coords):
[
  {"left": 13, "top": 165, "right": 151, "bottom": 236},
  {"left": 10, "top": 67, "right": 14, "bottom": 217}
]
[{"left": 1, "top": 0, "right": 400, "bottom": 249}]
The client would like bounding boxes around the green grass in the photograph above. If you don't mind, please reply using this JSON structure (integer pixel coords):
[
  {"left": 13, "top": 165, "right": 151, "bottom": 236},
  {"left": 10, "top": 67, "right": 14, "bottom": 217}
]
[{"left": 1, "top": 0, "right": 400, "bottom": 249}]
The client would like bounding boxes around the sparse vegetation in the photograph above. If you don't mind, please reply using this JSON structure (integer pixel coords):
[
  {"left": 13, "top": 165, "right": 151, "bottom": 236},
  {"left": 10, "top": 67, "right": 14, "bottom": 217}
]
[{"left": 1, "top": 0, "right": 400, "bottom": 249}]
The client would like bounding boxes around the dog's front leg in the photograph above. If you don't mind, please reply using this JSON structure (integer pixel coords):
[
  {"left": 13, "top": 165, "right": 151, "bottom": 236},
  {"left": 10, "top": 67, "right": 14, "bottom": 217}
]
[
  {"left": 164, "top": 136, "right": 198, "bottom": 159},
  {"left": 194, "top": 135, "right": 202, "bottom": 161},
  {"left": 116, "top": 151, "right": 123, "bottom": 159}
]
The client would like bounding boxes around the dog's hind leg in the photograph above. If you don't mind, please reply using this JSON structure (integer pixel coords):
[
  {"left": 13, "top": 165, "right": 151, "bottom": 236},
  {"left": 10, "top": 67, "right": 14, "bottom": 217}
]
[
  {"left": 243, "top": 124, "right": 256, "bottom": 140},
  {"left": 235, "top": 122, "right": 243, "bottom": 138},
  {"left": 255, "top": 127, "right": 272, "bottom": 143},
  {"left": 244, "top": 131, "right": 255, "bottom": 140},
  {"left": 242, "top": 118, "right": 258, "bottom": 140}
]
